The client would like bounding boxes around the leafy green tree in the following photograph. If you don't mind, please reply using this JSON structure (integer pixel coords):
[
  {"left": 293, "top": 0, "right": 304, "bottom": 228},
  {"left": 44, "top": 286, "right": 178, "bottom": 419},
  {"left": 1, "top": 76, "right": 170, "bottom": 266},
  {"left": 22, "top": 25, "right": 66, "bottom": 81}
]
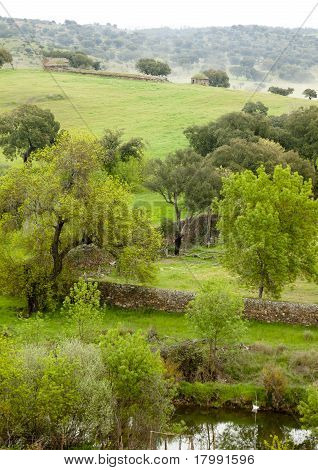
[
  {"left": 136, "top": 58, "right": 171, "bottom": 76},
  {"left": 0, "top": 105, "right": 60, "bottom": 162},
  {"left": 242, "top": 101, "right": 268, "bottom": 116},
  {"left": 184, "top": 160, "right": 222, "bottom": 214},
  {"left": 283, "top": 106, "right": 318, "bottom": 171},
  {"left": 0, "top": 47, "right": 13, "bottom": 68},
  {"left": 145, "top": 149, "right": 202, "bottom": 255},
  {"left": 218, "top": 166, "right": 318, "bottom": 299},
  {"left": 63, "top": 278, "right": 101, "bottom": 340},
  {"left": 298, "top": 386, "right": 318, "bottom": 436},
  {"left": 268, "top": 86, "right": 294, "bottom": 96},
  {"left": 0, "top": 133, "right": 159, "bottom": 314},
  {"left": 303, "top": 89, "right": 317, "bottom": 100},
  {"left": 100, "top": 129, "right": 144, "bottom": 173},
  {"left": 186, "top": 280, "right": 246, "bottom": 374},
  {"left": 209, "top": 138, "right": 315, "bottom": 181},
  {"left": 69, "top": 52, "right": 94, "bottom": 68},
  {"left": 184, "top": 111, "right": 267, "bottom": 156},
  {"left": 203, "top": 69, "right": 230, "bottom": 88},
  {"left": 100, "top": 329, "right": 174, "bottom": 449}
]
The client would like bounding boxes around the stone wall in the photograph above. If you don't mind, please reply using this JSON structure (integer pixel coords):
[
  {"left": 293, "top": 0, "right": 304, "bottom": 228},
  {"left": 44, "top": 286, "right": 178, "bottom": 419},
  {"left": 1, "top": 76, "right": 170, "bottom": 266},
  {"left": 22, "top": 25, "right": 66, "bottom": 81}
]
[
  {"left": 44, "top": 67, "right": 168, "bottom": 82},
  {"left": 98, "top": 281, "right": 318, "bottom": 326},
  {"left": 98, "top": 281, "right": 194, "bottom": 313}
]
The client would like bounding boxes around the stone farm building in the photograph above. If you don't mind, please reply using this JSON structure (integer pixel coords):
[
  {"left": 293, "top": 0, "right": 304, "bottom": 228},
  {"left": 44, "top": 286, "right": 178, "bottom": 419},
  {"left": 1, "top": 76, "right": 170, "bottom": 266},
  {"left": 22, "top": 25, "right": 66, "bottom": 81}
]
[
  {"left": 191, "top": 73, "right": 209, "bottom": 85},
  {"left": 43, "top": 57, "right": 70, "bottom": 70}
]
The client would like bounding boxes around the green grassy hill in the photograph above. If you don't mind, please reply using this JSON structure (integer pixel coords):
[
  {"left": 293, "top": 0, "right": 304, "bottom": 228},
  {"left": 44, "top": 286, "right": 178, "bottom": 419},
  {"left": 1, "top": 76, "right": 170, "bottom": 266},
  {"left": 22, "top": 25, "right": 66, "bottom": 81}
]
[{"left": 0, "top": 69, "right": 312, "bottom": 159}]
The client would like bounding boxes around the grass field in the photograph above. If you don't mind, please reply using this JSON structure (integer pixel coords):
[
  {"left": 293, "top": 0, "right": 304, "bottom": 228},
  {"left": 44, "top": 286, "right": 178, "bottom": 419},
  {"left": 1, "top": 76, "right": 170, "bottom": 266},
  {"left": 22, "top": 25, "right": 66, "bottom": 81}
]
[
  {"left": 0, "top": 69, "right": 312, "bottom": 159},
  {"left": 1, "top": 295, "right": 317, "bottom": 349},
  {"left": 1, "top": 294, "right": 317, "bottom": 392}
]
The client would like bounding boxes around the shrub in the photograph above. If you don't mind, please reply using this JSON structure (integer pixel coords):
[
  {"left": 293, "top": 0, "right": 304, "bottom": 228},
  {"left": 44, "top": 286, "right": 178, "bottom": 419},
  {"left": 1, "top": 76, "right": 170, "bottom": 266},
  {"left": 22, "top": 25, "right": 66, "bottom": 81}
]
[
  {"left": 100, "top": 329, "right": 174, "bottom": 449},
  {"left": 136, "top": 58, "right": 171, "bottom": 76},
  {"left": 298, "top": 386, "right": 318, "bottom": 435},
  {"left": 264, "top": 434, "right": 293, "bottom": 450},
  {"left": 160, "top": 341, "right": 205, "bottom": 382},
  {"left": 0, "top": 339, "right": 114, "bottom": 449},
  {"left": 62, "top": 278, "right": 102, "bottom": 341},
  {"left": 186, "top": 280, "right": 246, "bottom": 377},
  {"left": 262, "top": 364, "right": 288, "bottom": 408},
  {"left": 290, "top": 351, "right": 318, "bottom": 380}
]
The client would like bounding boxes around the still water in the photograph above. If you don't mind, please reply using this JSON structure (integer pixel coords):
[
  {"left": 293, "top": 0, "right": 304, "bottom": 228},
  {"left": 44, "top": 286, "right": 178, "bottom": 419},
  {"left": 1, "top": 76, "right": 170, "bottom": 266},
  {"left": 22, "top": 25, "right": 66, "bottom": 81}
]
[{"left": 158, "top": 408, "right": 315, "bottom": 450}]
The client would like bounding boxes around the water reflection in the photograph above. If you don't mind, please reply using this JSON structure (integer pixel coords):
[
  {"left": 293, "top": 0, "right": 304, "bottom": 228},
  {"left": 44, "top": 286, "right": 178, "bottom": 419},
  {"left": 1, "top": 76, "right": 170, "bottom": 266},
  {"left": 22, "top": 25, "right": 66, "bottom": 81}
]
[{"left": 157, "top": 408, "right": 315, "bottom": 450}]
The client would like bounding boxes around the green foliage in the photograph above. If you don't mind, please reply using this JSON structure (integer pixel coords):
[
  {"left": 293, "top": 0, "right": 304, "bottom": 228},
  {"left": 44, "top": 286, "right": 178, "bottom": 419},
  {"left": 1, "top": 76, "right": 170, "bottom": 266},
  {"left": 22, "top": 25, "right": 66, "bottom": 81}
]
[
  {"left": 117, "top": 209, "right": 162, "bottom": 283},
  {"left": 63, "top": 278, "right": 101, "bottom": 341},
  {"left": 298, "top": 386, "right": 318, "bottom": 435},
  {"left": 264, "top": 435, "right": 293, "bottom": 450},
  {"left": 218, "top": 166, "right": 318, "bottom": 298},
  {"left": 136, "top": 58, "right": 171, "bottom": 76},
  {"left": 268, "top": 86, "right": 294, "bottom": 96},
  {"left": 208, "top": 138, "right": 315, "bottom": 181},
  {"left": 242, "top": 101, "right": 268, "bottom": 115},
  {"left": 178, "top": 381, "right": 265, "bottom": 408},
  {"left": 262, "top": 364, "right": 288, "bottom": 408},
  {"left": 161, "top": 341, "right": 204, "bottom": 382},
  {"left": 100, "top": 128, "right": 145, "bottom": 175},
  {"left": 100, "top": 328, "right": 174, "bottom": 449},
  {"left": 283, "top": 106, "right": 318, "bottom": 167},
  {"left": 146, "top": 148, "right": 221, "bottom": 253},
  {"left": 43, "top": 49, "right": 95, "bottom": 69},
  {"left": 0, "top": 47, "right": 12, "bottom": 67},
  {"left": 3, "top": 17, "right": 318, "bottom": 78},
  {"left": 0, "top": 104, "right": 60, "bottom": 162},
  {"left": 0, "top": 132, "right": 158, "bottom": 313},
  {"left": 203, "top": 69, "right": 230, "bottom": 88},
  {"left": 184, "top": 111, "right": 262, "bottom": 156},
  {"left": 0, "top": 339, "right": 113, "bottom": 449},
  {"left": 69, "top": 52, "right": 94, "bottom": 68},
  {"left": 303, "top": 89, "right": 317, "bottom": 100},
  {"left": 186, "top": 281, "right": 246, "bottom": 370}
]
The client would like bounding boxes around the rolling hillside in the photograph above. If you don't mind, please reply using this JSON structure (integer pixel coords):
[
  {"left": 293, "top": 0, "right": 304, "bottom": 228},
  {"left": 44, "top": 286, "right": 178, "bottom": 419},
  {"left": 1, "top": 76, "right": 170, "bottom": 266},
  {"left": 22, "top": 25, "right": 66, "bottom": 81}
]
[{"left": 0, "top": 69, "right": 312, "bottom": 159}]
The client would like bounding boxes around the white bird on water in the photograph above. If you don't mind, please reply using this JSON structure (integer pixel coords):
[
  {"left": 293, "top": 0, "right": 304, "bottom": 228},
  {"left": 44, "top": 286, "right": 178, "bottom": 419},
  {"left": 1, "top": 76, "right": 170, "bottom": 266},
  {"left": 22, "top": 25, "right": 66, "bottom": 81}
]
[
  {"left": 252, "top": 394, "right": 260, "bottom": 413},
  {"left": 252, "top": 404, "right": 260, "bottom": 413}
]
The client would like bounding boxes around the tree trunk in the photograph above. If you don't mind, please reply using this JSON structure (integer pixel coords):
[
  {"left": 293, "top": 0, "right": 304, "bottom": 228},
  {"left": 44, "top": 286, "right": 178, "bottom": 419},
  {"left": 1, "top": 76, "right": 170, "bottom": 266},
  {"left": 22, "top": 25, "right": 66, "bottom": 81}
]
[
  {"left": 26, "top": 285, "right": 40, "bottom": 316},
  {"left": 50, "top": 218, "right": 66, "bottom": 283},
  {"left": 174, "top": 194, "right": 182, "bottom": 256},
  {"left": 258, "top": 284, "right": 264, "bottom": 299},
  {"left": 23, "top": 145, "right": 33, "bottom": 163}
]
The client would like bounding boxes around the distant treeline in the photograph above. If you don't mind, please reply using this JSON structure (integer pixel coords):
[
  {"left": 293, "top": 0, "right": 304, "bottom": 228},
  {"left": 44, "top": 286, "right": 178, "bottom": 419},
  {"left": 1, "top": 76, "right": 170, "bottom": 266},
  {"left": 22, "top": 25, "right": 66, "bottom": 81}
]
[{"left": 1, "top": 16, "right": 318, "bottom": 81}]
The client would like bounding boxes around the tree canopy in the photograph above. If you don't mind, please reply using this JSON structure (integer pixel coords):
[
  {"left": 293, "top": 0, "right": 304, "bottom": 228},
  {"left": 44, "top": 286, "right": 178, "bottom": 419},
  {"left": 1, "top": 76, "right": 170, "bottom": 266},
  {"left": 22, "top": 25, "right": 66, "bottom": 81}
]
[
  {"left": 218, "top": 166, "right": 318, "bottom": 299},
  {"left": 203, "top": 69, "right": 230, "bottom": 88},
  {"left": 136, "top": 58, "right": 171, "bottom": 76},
  {"left": 0, "top": 104, "right": 60, "bottom": 163},
  {"left": 0, "top": 47, "right": 12, "bottom": 67},
  {"left": 303, "top": 89, "right": 317, "bottom": 100},
  {"left": 0, "top": 133, "right": 161, "bottom": 313},
  {"left": 268, "top": 86, "right": 294, "bottom": 96}
]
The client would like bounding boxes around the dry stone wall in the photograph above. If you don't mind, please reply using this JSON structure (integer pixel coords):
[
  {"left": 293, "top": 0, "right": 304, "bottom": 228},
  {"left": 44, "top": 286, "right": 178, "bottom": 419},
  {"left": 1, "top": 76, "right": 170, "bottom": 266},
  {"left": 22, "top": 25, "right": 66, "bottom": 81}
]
[{"left": 98, "top": 281, "right": 318, "bottom": 325}]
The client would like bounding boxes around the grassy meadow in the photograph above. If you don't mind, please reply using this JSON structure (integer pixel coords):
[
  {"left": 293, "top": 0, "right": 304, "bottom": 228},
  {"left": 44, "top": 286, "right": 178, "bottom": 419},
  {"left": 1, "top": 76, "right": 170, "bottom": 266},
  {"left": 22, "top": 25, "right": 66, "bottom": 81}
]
[{"left": 0, "top": 69, "right": 311, "bottom": 159}]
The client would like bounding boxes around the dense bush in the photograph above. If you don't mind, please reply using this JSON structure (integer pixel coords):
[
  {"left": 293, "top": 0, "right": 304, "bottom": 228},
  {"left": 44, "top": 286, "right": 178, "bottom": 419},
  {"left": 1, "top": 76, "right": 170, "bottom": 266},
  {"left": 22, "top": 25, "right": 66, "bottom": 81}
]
[
  {"left": 0, "top": 339, "right": 113, "bottom": 449},
  {"left": 262, "top": 364, "right": 288, "bottom": 408},
  {"left": 136, "top": 58, "right": 171, "bottom": 76},
  {"left": 100, "top": 329, "right": 174, "bottom": 449}
]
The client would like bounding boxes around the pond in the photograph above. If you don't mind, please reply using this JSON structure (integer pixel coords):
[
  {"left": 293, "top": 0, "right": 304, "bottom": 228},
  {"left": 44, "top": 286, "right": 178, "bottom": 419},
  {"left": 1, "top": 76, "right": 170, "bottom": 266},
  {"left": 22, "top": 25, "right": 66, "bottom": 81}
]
[{"left": 157, "top": 408, "right": 316, "bottom": 450}]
